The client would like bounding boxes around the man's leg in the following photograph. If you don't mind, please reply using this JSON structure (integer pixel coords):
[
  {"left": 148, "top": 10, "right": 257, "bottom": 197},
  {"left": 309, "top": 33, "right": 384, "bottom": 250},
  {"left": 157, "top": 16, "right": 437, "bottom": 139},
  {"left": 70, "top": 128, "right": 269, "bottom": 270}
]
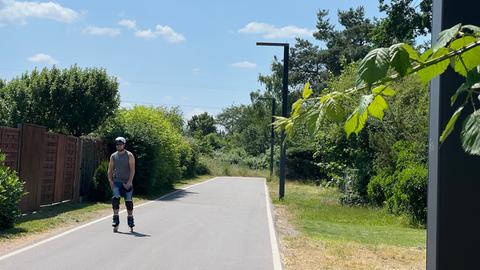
[
  {"left": 112, "top": 182, "right": 121, "bottom": 228},
  {"left": 125, "top": 187, "right": 134, "bottom": 228}
]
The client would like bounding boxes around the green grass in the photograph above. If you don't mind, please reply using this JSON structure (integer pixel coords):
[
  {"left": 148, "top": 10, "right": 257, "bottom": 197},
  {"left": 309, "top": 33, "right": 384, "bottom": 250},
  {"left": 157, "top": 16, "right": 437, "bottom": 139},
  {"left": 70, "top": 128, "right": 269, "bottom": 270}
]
[
  {"left": 0, "top": 174, "right": 215, "bottom": 242},
  {"left": 268, "top": 180, "right": 426, "bottom": 248},
  {"left": 200, "top": 155, "right": 269, "bottom": 178}
]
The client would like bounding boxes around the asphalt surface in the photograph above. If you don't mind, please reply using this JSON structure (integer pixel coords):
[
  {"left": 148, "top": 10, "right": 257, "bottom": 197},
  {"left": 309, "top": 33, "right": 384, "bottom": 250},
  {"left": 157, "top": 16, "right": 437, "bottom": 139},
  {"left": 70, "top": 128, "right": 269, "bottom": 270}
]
[{"left": 0, "top": 177, "right": 280, "bottom": 270}]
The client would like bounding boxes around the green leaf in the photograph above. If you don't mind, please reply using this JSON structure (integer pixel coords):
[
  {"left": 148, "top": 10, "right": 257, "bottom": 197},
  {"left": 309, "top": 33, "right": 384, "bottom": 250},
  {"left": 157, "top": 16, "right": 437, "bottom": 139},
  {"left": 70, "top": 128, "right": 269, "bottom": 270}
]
[
  {"left": 417, "top": 47, "right": 450, "bottom": 84},
  {"left": 433, "top": 23, "right": 461, "bottom": 53},
  {"left": 389, "top": 43, "right": 412, "bottom": 76},
  {"left": 420, "top": 48, "right": 433, "bottom": 62},
  {"left": 368, "top": 95, "right": 388, "bottom": 120},
  {"left": 357, "top": 48, "right": 390, "bottom": 85},
  {"left": 291, "top": 99, "right": 303, "bottom": 117},
  {"left": 440, "top": 106, "right": 464, "bottom": 143},
  {"left": 462, "top": 25, "right": 480, "bottom": 36},
  {"left": 402, "top": 43, "right": 420, "bottom": 61},
  {"left": 345, "top": 95, "right": 372, "bottom": 138},
  {"left": 319, "top": 92, "right": 345, "bottom": 122},
  {"left": 461, "top": 110, "right": 480, "bottom": 155},
  {"left": 449, "top": 36, "right": 480, "bottom": 77},
  {"left": 451, "top": 67, "right": 480, "bottom": 105},
  {"left": 302, "top": 82, "right": 313, "bottom": 99},
  {"left": 372, "top": 85, "right": 396, "bottom": 97},
  {"left": 304, "top": 106, "right": 319, "bottom": 135},
  {"left": 345, "top": 110, "right": 368, "bottom": 138},
  {"left": 358, "top": 94, "right": 374, "bottom": 115}
]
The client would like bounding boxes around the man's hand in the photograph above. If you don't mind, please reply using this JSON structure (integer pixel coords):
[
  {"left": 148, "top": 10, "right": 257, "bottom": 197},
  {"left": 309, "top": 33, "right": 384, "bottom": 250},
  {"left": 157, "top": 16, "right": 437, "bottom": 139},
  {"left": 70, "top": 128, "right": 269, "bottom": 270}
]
[
  {"left": 109, "top": 180, "right": 114, "bottom": 190},
  {"left": 123, "top": 182, "right": 132, "bottom": 190}
]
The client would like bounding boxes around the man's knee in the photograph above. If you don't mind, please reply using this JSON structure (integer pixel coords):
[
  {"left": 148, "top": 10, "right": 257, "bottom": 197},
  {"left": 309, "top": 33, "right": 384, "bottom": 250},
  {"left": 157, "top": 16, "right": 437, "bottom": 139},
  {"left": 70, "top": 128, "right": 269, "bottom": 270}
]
[
  {"left": 112, "top": 197, "right": 120, "bottom": 210},
  {"left": 125, "top": 200, "right": 133, "bottom": 211}
]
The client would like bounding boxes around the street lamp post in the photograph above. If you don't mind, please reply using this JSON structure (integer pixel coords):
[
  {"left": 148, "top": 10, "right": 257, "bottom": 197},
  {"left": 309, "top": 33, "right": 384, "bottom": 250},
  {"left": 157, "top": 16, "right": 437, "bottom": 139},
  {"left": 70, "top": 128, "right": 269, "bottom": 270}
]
[
  {"left": 259, "top": 97, "right": 276, "bottom": 178},
  {"left": 256, "top": 42, "right": 289, "bottom": 199}
]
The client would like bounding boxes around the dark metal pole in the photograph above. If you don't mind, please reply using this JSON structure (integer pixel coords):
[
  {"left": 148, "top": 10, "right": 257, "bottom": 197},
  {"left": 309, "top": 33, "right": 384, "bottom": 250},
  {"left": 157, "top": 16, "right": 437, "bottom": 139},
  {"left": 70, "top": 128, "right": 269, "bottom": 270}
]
[
  {"left": 427, "top": 0, "right": 480, "bottom": 269},
  {"left": 279, "top": 44, "right": 289, "bottom": 199},
  {"left": 256, "top": 42, "right": 289, "bottom": 199},
  {"left": 269, "top": 98, "right": 275, "bottom": 178}
]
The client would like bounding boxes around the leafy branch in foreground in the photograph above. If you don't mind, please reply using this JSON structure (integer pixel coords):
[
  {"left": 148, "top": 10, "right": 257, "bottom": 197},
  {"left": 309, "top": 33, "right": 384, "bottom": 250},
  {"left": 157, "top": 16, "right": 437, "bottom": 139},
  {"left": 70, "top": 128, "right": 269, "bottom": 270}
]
[{"left": 275, "top": 23, "right": 480, "bottom": 155}]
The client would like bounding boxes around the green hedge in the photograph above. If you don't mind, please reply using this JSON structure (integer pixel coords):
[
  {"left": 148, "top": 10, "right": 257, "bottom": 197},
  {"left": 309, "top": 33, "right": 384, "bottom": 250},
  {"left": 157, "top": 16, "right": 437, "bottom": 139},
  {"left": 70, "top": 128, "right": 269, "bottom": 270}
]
[
  {"left": 0, "top": 153, "right": 25, "bottom": 229},
  {"left": 99, "top": 106, "right": 195, "bottom": 194}
]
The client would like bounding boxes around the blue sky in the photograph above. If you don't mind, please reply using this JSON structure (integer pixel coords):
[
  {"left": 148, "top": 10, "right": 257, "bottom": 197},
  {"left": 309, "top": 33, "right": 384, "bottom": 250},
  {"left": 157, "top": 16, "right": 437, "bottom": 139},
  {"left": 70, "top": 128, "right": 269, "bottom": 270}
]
[{"left": 0, "top": 0, "right": 382, "bottom": 119}]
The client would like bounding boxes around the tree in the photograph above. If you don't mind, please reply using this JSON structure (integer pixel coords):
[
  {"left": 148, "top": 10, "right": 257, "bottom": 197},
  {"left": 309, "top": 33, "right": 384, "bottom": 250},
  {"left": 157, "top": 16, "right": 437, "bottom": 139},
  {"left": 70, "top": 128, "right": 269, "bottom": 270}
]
[
  {"left": 277, "top": 23, "right": 480, "bottom": 155},
  {"left": 1, "top": 65, "right": 120, "bottom": 136},
  {"left": 187, "top": 112, "right": 216, "bottom": 136},
  {"left": 371, "top": 0, "right": 432, "bottom": 47},
  {"left": 314, "top": 7, "right": 376, "bottom": 75}
]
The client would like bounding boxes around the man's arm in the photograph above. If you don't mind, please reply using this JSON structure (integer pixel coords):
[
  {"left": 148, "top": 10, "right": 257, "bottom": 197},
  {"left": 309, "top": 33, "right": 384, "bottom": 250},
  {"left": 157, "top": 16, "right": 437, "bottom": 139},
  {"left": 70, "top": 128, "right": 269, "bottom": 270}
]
[
  {"left": 127, "top": 153, "right": 135, "bottom": 188},
  {"left": 108, "top": 155, "right": 114, "bottom": 190}
]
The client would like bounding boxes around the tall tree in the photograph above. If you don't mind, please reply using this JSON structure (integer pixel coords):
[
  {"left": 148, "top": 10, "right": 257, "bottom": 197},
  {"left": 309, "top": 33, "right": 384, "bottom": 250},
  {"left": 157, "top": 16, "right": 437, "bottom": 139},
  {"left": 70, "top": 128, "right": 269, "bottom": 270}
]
[
  {"left": 314, "top": 7, "right": 376, "bottom": 75},
  {"left": 187, "top": 112, "right": 216, "bottom": 136},
  {"left": 371, "top": 0, "right": 432, "bottom": 47}
]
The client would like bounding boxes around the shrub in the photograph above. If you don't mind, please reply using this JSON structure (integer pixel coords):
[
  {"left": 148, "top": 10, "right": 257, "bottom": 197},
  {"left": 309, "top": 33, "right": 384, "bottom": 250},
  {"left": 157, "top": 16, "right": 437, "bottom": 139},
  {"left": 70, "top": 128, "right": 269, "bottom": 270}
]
[
  {"left": 286, "top": 146, "right": 324, "bottom": 180},
  {"left": 88, "top": 161, "right": 112, "bottom": 202},
  {"left": 367, "top": 171, "right": 394, "bottom": 206},
  {"left": 389, "top": 164, "right": 428, "bottom": 224},
  {"left": 98, "top": 106, "right": 184, "bottom": 194},
  {"left": 0, "top": 153, "right": 25, "bottom": 229},
  {"left": 195, "top": 160, "right": 210, "bottom": 175}
]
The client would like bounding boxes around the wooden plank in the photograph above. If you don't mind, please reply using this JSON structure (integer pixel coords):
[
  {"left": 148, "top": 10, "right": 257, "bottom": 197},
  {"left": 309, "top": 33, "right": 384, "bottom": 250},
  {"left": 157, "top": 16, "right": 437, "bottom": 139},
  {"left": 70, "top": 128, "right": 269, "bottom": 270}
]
[
  {"left": 62, "top": 136, "right": 77, "bottom": 201},
  {"left": 18, "top": 124, "right": 46, "bottom": 213},
  {"left": 40, "top": 133, "right": 57, "bottom": 205},
  {"left": 72, "top": 138, "right": 82, "bottom": 202},
  {"left": 54, "top": 134, "right": 66, "bottom": 203}
]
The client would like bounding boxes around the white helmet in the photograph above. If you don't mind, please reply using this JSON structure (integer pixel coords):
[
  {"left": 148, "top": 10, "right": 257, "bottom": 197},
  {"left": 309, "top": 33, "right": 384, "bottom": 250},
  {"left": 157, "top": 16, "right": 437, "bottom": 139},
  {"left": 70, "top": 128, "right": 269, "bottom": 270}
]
[{"left": 115, "top": 136, "right": 126, "bottom": 144}]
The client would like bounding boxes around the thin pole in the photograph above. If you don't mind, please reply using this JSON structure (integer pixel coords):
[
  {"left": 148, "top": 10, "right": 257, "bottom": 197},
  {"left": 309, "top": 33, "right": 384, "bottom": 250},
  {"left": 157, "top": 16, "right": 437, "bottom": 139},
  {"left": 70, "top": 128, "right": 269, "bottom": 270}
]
[{"left": 279, "top": 44, "right": 289, "bottom": 199}]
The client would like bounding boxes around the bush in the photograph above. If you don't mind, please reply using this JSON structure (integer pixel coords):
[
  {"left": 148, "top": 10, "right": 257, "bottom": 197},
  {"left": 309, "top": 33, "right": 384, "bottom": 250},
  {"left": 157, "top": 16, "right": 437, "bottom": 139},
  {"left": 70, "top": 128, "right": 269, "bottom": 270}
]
[
  {"left": 178, "top": 139, "right": 198, "bottom": 179},
  {"left": 88, "top": 161, "right": 112, "bottom": 202},
  {"left": 367, "top": 171, "right": 394, "bottom": 206},
  {"left": 195, "top": 161, "right": 210, "bottom": 175},
  {"left": 98, "top": 106, "right": 187, "bottom": 194},
  {"left": 0, "top": 153, "right": 25, "bottom": 229},
  {"left": 388, "top": 164, "right": 428, "bottom": 224},
  {"left": 286, "top": 146, "right": 324, "bottom": 180}
]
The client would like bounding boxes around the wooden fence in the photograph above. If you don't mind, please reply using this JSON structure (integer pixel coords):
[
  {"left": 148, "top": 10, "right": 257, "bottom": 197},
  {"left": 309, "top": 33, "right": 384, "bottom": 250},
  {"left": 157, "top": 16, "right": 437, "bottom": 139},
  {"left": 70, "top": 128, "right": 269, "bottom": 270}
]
[{"left": 0, "top": 124, "right": 108, "bottom": 213}]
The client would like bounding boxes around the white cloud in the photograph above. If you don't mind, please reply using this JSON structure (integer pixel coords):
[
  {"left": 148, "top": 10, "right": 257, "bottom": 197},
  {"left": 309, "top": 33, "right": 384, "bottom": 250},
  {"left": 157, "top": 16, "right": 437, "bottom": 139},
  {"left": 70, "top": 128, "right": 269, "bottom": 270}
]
[
  {"left": 134, "top": 28, "right": 155, "bottom": 39},
  {"left": 230, "top": 61, "right": 257, "bottom": 69},
  {"left": 0, "top": 0, "right": 79, "bottom": 25},
  {"left": 134, "top": 24, "right": 185, "bottom": 43},
  {"left": 239, "top": 21, "right": 314, "bottom": 39},
  {"left": 155, "top": 25, "right": 185, "bottom": 43},
  {"left": 118, "top": 19, "right": 136, "bottom": 30},
  {"left": 27, "top": 53, "right": 58, "bottom": 65},
  {"left": 82, "top": 25, "right": 120, "bottom": 36}
]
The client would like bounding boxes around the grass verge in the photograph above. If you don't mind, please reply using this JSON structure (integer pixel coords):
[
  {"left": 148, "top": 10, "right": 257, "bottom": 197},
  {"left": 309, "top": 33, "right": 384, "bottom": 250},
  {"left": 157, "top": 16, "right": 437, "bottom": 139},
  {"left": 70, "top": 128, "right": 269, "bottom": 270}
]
[{"left": 267, "top": 179, "right": 426, "bottom": 270}]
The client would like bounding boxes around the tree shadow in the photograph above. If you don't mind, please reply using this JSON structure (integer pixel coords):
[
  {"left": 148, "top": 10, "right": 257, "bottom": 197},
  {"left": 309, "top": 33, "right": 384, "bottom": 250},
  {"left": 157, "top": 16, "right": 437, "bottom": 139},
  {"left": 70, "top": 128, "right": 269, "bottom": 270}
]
[
  {"left": 156, "top": 189, "right": 198, "bottom": 201},
  {"left": 14, "top": 201, "right": 104, "bottom": 225},
  {"left": 0, "top": 227, "right": 28, "bottom": 240}
]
